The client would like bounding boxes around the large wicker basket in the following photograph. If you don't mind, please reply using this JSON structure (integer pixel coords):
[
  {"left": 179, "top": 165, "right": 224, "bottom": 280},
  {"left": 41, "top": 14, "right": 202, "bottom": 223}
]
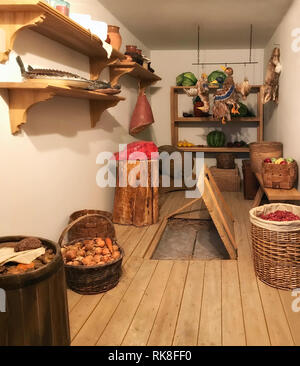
[
  {"left": 250, "top": 204, "right": 300, "bottom": 290},
  {"left": 59, "top": 214, "right": 123, "bottom": 295},
  {"left": 68, "top": 209, "right": 114, "bottom": 242},
  {"left": 262, "top": 161, "right": 298, "bottom": 190}
]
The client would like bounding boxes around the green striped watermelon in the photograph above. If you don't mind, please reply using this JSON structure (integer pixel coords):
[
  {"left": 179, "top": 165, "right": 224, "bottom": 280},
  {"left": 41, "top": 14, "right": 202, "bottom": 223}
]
[{"left": 207, "top": 131, "right": 226, "bottom": 147}]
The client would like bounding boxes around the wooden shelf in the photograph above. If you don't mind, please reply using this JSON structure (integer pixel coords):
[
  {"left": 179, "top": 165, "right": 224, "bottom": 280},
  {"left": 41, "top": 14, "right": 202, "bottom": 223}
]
[
  {"left": 177, "top": 147, "right": 250, "bottom": 153},
  {"left": 0, "top": 81, "right": 125, "bottom": 134},
  {"left": 110, "top": 61, "right": 161, "bottom": 89},
  {"left": 175, "top": 116, "right": 260, "bottom": 123},
  {"left": 173, "top": 85, "right": 262, "bottom": 92},
  {"left": 0, "top": 1, "right": 126, "bottom": 79},
  {"left": 171, "top": 85, "right": 264, "bottom": 151}
]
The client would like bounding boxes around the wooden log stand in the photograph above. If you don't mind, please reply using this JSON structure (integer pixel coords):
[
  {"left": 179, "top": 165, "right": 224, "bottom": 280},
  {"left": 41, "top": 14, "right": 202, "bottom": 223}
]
[{"left": 113, "top": 160, "right": 159, "bottom": 227}]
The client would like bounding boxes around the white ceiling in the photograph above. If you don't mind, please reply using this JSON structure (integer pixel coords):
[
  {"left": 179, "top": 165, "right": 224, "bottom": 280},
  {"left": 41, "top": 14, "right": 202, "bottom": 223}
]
[{"left": 98, "top": 0, "right": 292, "bottom": 50}]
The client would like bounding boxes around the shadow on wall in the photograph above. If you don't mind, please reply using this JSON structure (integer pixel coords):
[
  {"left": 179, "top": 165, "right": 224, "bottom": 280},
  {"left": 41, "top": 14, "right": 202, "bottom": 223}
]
[
  {"left": 264, "top": 101, "right": 278, "bottom": 140},
  {"left": 20, "top": 97, "right": 129, "bottom": 154},
  {"left": 13, "top": 29, "right": 89, "bottom": 76}
]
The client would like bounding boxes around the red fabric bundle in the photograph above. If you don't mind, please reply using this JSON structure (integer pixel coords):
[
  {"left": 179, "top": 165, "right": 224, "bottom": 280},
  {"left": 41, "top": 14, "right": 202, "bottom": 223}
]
[{"left": 114, "top": 141, "right": 158, "bottom": 161}]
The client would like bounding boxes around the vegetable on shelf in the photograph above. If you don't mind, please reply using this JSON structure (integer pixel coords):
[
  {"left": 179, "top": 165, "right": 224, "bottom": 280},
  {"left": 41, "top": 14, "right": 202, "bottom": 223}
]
[
  {"left": 207, "top": 131, "right": 226, "bottom": 147},
  {"left": 177, "top": 140, "right": 195, "bottom": 148},
  {"left": 176, "top": 72, "right": 197, "bottom": 86}
]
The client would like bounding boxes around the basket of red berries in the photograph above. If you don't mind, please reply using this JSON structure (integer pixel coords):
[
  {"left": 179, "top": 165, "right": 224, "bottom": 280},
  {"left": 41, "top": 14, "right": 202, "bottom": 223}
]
[
  {"left": 250, "top": 203, "right": 300, "bottom": 290},
  {"left": 262, "top": 157, "right": 298, "bottom": 190}
]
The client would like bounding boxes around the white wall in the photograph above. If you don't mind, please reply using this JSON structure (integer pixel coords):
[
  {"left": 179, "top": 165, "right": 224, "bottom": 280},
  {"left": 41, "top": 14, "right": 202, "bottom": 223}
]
[
  {"left": 264, "top": 0, "right": 300, "bottom": 189},
  {"left": 150, "top": 49, "right": 264, "bottom": 167},
  {"left": 0, "top": 0, "right": 151, "bottom": 239}
]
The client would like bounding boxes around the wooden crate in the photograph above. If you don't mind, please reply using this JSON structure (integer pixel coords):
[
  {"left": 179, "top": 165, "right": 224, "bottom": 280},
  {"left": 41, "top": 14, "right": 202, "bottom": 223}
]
[{"left": 210, "top": 166, "right": 241, "bottom": 192}]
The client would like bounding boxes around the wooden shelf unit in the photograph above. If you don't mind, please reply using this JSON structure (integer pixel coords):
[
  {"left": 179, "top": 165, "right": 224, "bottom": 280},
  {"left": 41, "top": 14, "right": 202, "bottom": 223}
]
[
  {"left": 110, "top": 61, "right": 161, "bottom": 89},
  {"left": 0, "top": 82, "right": 125, "bottom": 134},
  {"left": 0, "top": 0, "right": 126, "bottom": 79},
  {"left": 171, "top": 85, "right": 264, "bottom": 153}
]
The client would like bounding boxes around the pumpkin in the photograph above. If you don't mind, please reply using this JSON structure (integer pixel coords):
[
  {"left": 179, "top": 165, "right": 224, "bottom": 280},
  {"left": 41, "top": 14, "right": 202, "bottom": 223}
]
[{"left": 207, "top": 131, "right": 226, "bottom": 147}]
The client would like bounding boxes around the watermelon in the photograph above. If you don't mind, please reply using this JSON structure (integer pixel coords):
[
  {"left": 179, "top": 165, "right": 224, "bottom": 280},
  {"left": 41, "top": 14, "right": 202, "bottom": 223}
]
[{"left": 207, "top": 131, "right": 226, "bottom": 147}]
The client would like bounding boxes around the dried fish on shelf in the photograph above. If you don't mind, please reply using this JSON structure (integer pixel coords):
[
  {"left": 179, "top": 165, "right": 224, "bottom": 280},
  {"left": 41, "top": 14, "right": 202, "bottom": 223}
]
[{"left": 16, "top": 56, "right": 121, "bottom": 93}]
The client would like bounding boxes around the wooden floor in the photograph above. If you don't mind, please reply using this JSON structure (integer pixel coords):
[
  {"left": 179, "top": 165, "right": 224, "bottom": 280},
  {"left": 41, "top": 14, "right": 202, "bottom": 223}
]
[{"left": 68, "top": 191, "right": 300, "bottom": 346}]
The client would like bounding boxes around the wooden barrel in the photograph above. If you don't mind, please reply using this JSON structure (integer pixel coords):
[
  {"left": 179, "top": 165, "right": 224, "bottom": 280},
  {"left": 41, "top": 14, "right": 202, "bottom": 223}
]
[
  {"left": 0, "top": 236, "right": 70, "bottom": 346},
  {"left": 250, "top": 142, "right": 283, "bottom": 173}
]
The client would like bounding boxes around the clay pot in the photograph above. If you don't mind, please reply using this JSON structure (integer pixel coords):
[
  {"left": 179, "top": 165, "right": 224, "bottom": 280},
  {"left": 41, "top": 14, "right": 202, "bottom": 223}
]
[
  {"left": 129, "top": 93, "right": 154, "bottom": 135},
  {"left": 107, "top": 25, "right": 122, "bottom": 51},
  {"left": 126, "top": 45, "right": 137, "bottom": 53},
  {"left": 194, "top": 101, "right": 205, "bottom": 117}
]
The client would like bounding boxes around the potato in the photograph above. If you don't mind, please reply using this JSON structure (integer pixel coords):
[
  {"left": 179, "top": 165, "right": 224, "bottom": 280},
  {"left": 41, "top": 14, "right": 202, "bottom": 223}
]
[
  {"left": 96, "top": 238, "right": 105, "bottom": 247},
  {"left": 78, "top": 249, "right": 85, "bottom": 257},
  {"left": 72, "top": 261, "right": 81, "bottom": 266},
  {"left": 66, "top": 261, "right": 74, "bottom": 266},
  {"left": 112, "top": 251, "right": 121, "bottom": 260},
  {"left": 94, "top": 255, "right": 101, "bottom": 264},
  {"left": 94, "top": 247, "right": 102, "bottom": 255},
  {"left": 102, "top": 247, "right": 110, "bottom": 256},
  {"left": 82, "top": 255, "right": 94, "bottom": 266},
  {"left": 102, "top": 255, "right": 110, "bottom": 263},
  {"left": 112, "top": 245, "right": 119, "bottom": 252},
  {"left": 85, "top": 243, "right": 94, "bottom": 251},
  {"left": 65, "top": 249, "right": 77, "bottom": 261}
]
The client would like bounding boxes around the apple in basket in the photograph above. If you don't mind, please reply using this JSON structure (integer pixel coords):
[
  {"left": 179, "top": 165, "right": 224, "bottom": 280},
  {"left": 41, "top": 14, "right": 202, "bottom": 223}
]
[{"left": 264, "top": 158, "right": 272, "bottom": 164}]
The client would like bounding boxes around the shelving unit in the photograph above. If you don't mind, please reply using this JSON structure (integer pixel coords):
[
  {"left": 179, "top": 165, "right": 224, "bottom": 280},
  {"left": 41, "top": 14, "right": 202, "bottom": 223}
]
[
  {"left": 0, "top": 81, "right": 125, "bottom": 134},
  {"left": 110, "top": 61, "right": 161, "bottom": 89},
  {"left": 171, "top": 85, "right": 264, "bottom": 153},
  {"left": 0, "top": 1, "right": 162, "bottom": 134},
  {"left": 0, "top": 1, "right": 126, "bottom": 79}
]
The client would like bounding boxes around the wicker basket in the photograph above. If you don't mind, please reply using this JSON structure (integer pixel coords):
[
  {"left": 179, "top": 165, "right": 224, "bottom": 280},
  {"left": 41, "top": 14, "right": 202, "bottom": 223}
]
[
  {"left": 249, "top": 142, "right": 283, "bottom": 173},
  {"left": 210, "top": 166, "right": 241, "bottom": 192},
  {"left": 68, "top": 210, "right": 114, "bottom": 242},
  {"left": 59, "top": 214, "right": 123, "bottom": 295},
  {"left": 262, "top": 161, "right": 298, "bottom": 190},
  {"left": 216, "top": 153, "right": 235, "bottom": 169},
  {"left": 250, "top": 204, "right": 300, "bottom": 290}
]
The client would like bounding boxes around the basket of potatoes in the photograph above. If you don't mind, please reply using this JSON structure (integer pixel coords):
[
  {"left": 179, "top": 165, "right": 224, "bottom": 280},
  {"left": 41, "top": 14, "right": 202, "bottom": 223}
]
[{"left": 59, "top": 214, "right": 124, "bottom": 295}]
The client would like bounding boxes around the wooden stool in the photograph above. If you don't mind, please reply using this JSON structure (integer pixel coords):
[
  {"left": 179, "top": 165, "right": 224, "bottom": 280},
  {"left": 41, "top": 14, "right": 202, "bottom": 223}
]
[
  {"left": 252, "top": 173, "right": 300, "bottom": 208},
  {"left": 113, "top": 160, "right": 159, "bottom": 227}
]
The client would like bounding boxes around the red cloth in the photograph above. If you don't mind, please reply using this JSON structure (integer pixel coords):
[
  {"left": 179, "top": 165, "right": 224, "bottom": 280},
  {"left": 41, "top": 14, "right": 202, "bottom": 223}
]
[{"left": 114, "top": 141, "right": 158, "bottom": 161}]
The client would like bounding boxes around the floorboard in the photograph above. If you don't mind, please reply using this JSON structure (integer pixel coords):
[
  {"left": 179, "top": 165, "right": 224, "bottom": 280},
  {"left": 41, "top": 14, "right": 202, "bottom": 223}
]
[{"left": 67, "top": 191, "right": 298, "bottom": 347}]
